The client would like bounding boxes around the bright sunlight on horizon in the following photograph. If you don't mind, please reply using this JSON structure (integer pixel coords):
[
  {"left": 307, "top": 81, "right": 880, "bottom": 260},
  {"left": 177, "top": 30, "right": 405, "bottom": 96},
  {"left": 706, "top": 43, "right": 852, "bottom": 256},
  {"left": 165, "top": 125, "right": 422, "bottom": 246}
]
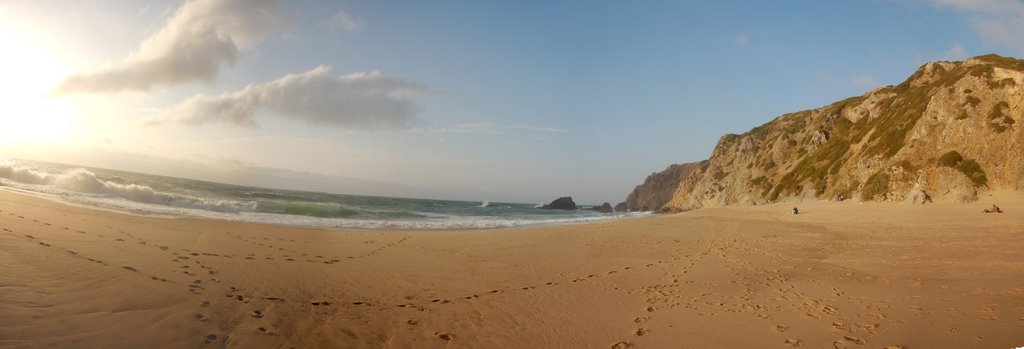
[
  {"left": 2, "top": 0, "right": 1024, "bottom": 204},
  {"left": 0, "top": 11, "right": 74, "bottom": 143}
]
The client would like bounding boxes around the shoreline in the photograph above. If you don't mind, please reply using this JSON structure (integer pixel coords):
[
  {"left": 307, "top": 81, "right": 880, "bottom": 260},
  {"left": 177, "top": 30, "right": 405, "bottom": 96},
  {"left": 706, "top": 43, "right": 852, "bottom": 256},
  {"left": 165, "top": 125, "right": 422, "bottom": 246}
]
[
  {"left": 0, "top": 186, "right": 648, "bottom": 232},
  {"left": 2, "top": 188, "right": 1024, "bottom": 348}
]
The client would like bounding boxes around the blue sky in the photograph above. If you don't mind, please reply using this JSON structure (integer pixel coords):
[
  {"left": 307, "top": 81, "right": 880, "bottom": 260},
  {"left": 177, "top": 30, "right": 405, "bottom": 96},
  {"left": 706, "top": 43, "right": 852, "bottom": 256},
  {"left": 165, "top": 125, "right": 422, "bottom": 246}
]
[{"left": 0, "top": 0, "right": 1022, "bottom": 204}]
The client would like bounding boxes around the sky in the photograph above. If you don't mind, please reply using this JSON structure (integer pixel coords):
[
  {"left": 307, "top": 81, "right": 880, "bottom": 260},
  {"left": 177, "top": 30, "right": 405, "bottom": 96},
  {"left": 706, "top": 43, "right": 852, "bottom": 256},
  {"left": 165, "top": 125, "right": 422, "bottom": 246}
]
[{"left": 1, "top": 0, "right": 1023, "bottom": 204}]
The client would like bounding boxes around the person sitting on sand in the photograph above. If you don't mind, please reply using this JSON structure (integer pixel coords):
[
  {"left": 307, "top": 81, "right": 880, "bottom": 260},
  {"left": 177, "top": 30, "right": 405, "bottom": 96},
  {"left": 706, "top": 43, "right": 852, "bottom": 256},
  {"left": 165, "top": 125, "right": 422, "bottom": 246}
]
[
  {"left": 982, "top": 204, "right": 1003, "bottom": 213},
  {"left": 792, "top": 207, "right": 799, "bottom": 215}
]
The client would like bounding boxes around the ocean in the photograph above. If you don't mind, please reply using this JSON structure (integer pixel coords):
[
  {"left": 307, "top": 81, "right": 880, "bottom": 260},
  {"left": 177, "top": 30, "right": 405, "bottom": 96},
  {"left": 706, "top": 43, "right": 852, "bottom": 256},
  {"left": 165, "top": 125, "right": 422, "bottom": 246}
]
[{"left": 0, "top": 158, "right": 645, "bottom": 230}]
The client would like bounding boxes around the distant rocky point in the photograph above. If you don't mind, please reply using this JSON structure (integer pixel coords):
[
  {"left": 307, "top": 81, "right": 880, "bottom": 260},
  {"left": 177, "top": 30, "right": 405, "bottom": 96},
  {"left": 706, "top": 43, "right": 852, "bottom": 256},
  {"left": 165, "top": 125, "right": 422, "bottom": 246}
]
[
  {"left": 541, "top": 196, "right": 577, "bottom": 210},
  {"left": 624, "top": 161, "right": 706, "bottom": 212},
  {"left": 624, "top": 54, "right": 1024, "bottom": 212},
  {"left": 589, "top": 202, "right": 613, "bottom": 213}
]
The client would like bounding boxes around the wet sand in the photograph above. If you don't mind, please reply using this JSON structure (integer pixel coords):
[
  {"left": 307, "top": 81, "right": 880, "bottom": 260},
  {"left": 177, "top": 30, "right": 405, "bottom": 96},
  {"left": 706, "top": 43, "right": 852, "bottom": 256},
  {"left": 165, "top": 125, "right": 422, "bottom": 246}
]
[{"left": 1, "top": 189, "right": 1023, "bottom": 348}]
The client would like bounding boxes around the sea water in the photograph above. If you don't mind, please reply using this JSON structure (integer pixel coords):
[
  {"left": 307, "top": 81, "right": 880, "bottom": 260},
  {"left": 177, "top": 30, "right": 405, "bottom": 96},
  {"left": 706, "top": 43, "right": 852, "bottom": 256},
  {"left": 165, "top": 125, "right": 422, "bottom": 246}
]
[{"left": 0, "top": 159, "right": 646, "bottom": 230}]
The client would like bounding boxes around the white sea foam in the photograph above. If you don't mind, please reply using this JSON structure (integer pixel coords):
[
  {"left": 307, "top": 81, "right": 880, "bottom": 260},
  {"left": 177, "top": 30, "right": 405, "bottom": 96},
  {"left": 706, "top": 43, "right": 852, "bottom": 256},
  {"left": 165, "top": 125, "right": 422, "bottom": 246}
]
[
  {"left": 234, "top": 210, "right": 650, "bottom": 230},
  {"left": 0, "top": 164, "right": 254, "bottom": 213},
  {"left": 0, "top": 161, "right": 645, "bottom": 230}
]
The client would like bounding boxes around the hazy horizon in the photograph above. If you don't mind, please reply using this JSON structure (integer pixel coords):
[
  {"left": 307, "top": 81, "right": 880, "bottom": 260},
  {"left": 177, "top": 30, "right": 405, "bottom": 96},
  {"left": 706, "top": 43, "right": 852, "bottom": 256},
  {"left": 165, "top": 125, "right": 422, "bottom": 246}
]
[{"left": 2, "top": 0, "right": 1024, "bottom": 204}]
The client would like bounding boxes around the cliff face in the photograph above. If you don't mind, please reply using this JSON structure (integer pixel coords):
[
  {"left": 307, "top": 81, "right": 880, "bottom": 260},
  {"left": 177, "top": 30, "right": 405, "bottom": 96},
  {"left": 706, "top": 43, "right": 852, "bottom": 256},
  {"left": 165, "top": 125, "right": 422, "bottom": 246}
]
[
  {"left": 636, "top": 54, "right": 1024, "bottom": 212},
  {"left": 624, "top": 161, "right": 706, "bottom": 211}
]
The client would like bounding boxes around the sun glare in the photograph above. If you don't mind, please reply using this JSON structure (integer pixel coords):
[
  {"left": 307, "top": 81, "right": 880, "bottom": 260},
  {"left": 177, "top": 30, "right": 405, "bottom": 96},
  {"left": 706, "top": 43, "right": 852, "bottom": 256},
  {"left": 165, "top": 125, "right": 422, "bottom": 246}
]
[{"left": 0, "top": 18, "right": 73, "bottom": 143}]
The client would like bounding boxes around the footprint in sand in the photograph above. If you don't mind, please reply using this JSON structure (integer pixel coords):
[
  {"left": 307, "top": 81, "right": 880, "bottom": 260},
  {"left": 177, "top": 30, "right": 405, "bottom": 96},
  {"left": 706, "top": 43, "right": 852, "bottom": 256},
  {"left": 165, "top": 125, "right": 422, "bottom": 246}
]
[
  {"left": 195, "top": 313, "right": 209, "bottom": 322},
  {"left": 784, "top": 338, "right": 801, "bottom": 346},
  {"left": 633, "top": 328, "right": 648, "bottom": 336},
  {"left": 435, "top": 332, "right": 454, "bottom": 341},
  {"left": 843, "top": 336, "right": 866, "bottom": 345},
  {"left": 203, "top": 334, "right": 217, "bottom": 344},
  {"left": 200, "top": 301, "right": 210, "bottom": 307},
  {"left": 122, "top": 266, "right": 138, "bottom": 272},
  {"left": 611, "top": 341, "right": 631, "bottom": 349}
]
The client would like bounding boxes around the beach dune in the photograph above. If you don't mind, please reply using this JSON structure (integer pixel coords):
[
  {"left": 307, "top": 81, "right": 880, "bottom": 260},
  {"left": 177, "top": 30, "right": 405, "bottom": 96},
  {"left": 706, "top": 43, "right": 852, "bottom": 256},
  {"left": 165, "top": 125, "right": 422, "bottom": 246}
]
[{"left": 2, "top": 189, "right": 1024, "bottom": 348}]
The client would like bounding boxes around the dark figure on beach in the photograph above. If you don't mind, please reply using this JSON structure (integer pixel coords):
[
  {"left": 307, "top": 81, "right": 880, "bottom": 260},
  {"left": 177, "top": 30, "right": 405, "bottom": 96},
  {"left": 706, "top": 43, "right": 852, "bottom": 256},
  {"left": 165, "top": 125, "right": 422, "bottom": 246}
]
[
  {"left": 923, "top": 191, "right": 932, "bottom": 204},
  {"left": 792, "top": 207, "right": 799, "bottom": 215},
  {"left": 982, "top": 204, "right": 1003, "bottom": 213}
]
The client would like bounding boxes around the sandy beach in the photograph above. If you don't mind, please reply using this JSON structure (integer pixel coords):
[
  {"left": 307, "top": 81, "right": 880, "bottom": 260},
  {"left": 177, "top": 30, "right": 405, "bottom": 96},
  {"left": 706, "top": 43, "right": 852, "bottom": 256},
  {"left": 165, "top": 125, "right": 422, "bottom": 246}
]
[{"left": 2, "top": 189, "right": 1023, "bottom": 348}]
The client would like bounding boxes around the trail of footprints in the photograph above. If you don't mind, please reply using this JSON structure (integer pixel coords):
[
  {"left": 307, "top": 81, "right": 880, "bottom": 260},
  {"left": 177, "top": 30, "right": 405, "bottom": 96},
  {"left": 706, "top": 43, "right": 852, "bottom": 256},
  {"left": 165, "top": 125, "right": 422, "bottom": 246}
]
[
  {"left": 610, "top": 233, "right": 911, "bottom": 348},
  {"left": 2, "top": 215, "right": 749, "bottom": 346},
  {"left": 2, "top": 211, "right": 988, "bottom": 347},
  {"left": 226, "top": 233, "right": 412, "bottom": 263},
  {"left": 5, "top": 213, "right": 235, "bottom": 344}
]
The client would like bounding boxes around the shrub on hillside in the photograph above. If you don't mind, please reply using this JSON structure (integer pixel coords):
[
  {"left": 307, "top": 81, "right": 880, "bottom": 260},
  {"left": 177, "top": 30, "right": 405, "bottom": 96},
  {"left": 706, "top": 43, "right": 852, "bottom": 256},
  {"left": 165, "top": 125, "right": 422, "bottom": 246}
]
[
  {"left": 938, "top": 151, "right": 963, "bottom": 167},
  {"left": 957, "top": 159, "right": 988, "bottom": 187},
  {"left": 936, "top": 150, "right": 988, "bottom": 187},
  {"left": 860, "top": 171, "right": 890, "bottom": 201}
]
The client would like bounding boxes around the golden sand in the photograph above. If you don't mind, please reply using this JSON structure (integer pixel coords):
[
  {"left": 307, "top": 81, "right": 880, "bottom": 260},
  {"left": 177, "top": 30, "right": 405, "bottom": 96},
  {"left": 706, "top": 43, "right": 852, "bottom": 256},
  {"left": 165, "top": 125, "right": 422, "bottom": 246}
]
[{"left": 2, "top": 189, "right": 1023, "bottom": 348}]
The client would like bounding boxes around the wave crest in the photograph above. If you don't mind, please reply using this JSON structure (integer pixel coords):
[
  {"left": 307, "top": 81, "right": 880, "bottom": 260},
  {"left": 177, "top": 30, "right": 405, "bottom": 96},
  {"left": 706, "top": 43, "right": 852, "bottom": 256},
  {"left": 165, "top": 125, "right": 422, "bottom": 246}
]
[{"left": 0, "top": 164, "right": 254, "bottom": 213}]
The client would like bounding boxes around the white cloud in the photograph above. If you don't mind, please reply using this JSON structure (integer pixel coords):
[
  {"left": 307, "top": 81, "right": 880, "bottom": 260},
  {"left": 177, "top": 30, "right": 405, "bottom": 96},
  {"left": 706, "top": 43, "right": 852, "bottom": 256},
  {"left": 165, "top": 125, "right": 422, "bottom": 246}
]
[
  {"left": 925, "top": 0, "right": 1024, "bottom": 52},
  {"left": 447, "top": 123, "right": 565, "bottom": 134},
  {"left": 937, "top": 44, "right": 968, "bottom": 60},
  {"left": 324, "top": 10, "right": 363, "bottom": 30},
  {"left": 53, "top": 0, "right": 286, "bottom": 94},
  {"left": 851, "top": 75, "right": 878, "bottom": 88},
  {"left": 148, "top": 66, "right": 430, "bottom": 129},
  {"left": 734, "top": 34, "right": 749, "bottom": 46},
  {"left": 914, "top": 44, "right": 971, "bottom": 65}
]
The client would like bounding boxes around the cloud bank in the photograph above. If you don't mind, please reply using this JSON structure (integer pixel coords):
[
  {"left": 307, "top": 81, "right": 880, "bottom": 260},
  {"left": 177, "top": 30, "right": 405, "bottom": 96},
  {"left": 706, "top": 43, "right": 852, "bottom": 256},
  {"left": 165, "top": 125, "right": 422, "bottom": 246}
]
[
  {"left": 851, "top": 75, "right": 878, "bottom": 88},
  {"left": 53, "top": 0, "right": 285, "bottom": 94},
  {"left": 927, "top": 0, "right": 1024, "bottom": 52},
  {"left": 734, "top": 34, "right": 749, "bottom": 46},
  {"left": 324, "top": 10, "right": 363, "bottom": 30},
  {"left": 148, "top": 66, "right": 430, "bottom": 129}
]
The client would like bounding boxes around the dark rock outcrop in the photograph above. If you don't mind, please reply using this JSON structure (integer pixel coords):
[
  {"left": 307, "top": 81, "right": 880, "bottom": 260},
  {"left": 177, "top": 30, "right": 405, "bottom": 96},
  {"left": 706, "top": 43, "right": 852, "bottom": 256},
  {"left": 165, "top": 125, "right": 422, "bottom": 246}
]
[
  {"left": 541, "top": 197, "right": 577, "bottom": 210},
  {"left": 623, "top": 161, "right": 707, "bottom": 212},
  {"left": 589, "top": 202, "right": 613, "bottom": 213},
  {"left": 614, "top": 202, "right": 627, "bottom": 212}
]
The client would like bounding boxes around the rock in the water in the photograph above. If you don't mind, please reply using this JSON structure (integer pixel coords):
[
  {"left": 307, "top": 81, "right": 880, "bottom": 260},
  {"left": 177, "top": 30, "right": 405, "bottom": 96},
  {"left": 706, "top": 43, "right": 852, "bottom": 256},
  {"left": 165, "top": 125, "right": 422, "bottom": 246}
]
[
  {"left": 614, "top": 202, "right": 627, "bottom": 212},
  {"left": 541, "top": 197, "right": 577, "bottom": 210},
  {"left": 590, "top": 202, "right": 613, "bottom": 213}
]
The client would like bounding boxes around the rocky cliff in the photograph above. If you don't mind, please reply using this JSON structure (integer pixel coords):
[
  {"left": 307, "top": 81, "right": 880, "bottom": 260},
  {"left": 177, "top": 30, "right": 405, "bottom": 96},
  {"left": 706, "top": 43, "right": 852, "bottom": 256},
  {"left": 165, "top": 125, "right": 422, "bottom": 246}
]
[
  {"left": 624, "top": 161, "right": 707, "bottom": 211},
  {"left": 632, "top": 54, "right": 1024, "bottom": 212}
]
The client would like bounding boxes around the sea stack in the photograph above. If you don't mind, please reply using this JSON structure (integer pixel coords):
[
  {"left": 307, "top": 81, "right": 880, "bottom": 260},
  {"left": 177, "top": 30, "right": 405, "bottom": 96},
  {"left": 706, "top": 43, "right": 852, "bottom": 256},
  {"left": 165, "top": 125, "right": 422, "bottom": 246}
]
[
  {"left": 591, "top": 202, "right": 613, "bottom": 213},
  {"left": 541, "top": 197, "right": 577, "bottom": 210}
]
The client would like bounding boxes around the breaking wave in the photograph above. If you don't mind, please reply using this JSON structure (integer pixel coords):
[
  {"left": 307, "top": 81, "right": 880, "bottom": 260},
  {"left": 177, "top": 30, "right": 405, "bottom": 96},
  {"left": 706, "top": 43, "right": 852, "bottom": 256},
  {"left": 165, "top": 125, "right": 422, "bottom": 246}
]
[
  {"left": 0, "top": 164, "right": 254, "bottom": 213},
  {"left": 0, "top": 161, "right": 646, "bottom": 230}
]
